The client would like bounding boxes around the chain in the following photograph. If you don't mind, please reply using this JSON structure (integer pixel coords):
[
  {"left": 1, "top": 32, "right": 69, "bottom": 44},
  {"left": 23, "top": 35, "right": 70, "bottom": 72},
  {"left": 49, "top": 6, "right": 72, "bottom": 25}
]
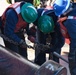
[
  {"left": 0, "top": 33, "right": 19, "bottom": 45},
  {"left": 0, "top": 33, "right": 35, "bottom": 49},
  {"left": 0, "top": 33, "right": 51, "bottom": 50}
]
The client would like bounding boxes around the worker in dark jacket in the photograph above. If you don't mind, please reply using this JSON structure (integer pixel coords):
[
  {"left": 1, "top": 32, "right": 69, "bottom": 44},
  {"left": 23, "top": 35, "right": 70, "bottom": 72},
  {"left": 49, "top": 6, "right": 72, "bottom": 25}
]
[
  {"left": 1, "top": 1, "right": 38, "bottom": 58},
  {"left": 53, "top": 0, "right": 76, "bottom": 74},
  {"left": 34, "top": 8, "right": 64, "bottom": 65}
]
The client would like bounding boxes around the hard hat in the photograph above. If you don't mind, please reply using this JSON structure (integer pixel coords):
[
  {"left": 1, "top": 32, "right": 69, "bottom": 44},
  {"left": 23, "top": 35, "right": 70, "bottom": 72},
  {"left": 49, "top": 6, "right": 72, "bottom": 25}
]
[
  {"left": 21, "top": 3, "right": 38, "bottom": 23},
  {"left": 38, "top": 15, "right": 54, "bottom": 34},
  {"left": 53, "top": 0, "right": 71, "bottom": 16}
]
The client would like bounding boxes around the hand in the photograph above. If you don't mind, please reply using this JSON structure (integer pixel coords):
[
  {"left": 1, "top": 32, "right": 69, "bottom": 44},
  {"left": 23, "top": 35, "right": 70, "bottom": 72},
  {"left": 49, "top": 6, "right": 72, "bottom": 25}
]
[{"left": 40, "top": 44, "right": 50, "bottom": 52}]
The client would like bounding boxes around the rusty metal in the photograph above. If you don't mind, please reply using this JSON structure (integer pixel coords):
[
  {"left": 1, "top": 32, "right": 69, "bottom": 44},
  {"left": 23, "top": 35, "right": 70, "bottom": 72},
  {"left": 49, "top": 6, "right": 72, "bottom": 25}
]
[{"left": 0, "top": 45, "right": 67, "bottom": 75}]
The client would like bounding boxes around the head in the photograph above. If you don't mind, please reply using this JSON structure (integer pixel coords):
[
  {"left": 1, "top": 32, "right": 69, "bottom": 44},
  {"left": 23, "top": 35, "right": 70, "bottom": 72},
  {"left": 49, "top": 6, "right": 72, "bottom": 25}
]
[
  {"left": 38, "top": 15, "right": 54, "bottom": 34},
  {"left": 53, "top": 0, "right": 71, "bottom": 16},
  {"left": 21, "top": 3, "right": 38, "bottom": 23}
]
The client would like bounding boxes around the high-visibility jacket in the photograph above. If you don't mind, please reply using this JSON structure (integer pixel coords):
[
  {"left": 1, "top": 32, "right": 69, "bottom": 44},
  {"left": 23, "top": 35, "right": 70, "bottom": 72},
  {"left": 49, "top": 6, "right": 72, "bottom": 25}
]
[{"left": 2, "top": 2, "right": 27, "bottom": 33}]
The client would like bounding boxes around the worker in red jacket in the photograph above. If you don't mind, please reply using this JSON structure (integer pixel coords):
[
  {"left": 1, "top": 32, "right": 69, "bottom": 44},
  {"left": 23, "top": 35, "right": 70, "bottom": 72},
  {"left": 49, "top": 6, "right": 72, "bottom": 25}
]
[{"left": 1, "top": 1, "right": 38, "bottom": 58}]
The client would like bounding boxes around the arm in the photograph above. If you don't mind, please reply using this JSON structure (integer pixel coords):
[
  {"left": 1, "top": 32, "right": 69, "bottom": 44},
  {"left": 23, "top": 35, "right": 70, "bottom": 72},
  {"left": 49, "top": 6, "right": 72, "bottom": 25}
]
[{"left": 4, "top": 9, "right": 21, "bottom": 43}]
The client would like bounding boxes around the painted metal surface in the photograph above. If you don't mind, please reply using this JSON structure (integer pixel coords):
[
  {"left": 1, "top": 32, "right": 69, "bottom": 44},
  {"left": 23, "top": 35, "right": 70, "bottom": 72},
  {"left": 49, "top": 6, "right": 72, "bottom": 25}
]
[
  {"left": 0, "top": 45, "right": 39, "bottom": 75},
  {"left": 0, "top": 45, "right": 67, "bottom": 75}
]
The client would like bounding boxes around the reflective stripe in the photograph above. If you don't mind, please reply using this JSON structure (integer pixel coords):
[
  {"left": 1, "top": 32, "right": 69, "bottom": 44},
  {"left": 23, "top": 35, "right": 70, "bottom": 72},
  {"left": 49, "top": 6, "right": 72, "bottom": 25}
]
[
  {"left": 13, "top": 2, "right": 21, "bottom": 8},
  {"left": 15, "top": 6, "right": 20, "bottom": 14},
  {"left": 67, "top": 16, "right": 76, "bottom": 19},
  {"left": 41, "top": 9, "right": 47, "bottom": 16},
  {"left": 10, "top": 2, "right": 21, "bottom": 14}
]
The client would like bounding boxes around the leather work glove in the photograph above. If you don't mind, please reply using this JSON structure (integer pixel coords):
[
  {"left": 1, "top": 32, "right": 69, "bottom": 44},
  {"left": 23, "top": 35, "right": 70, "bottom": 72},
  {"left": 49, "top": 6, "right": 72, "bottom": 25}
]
[{"left": 19, "top": 40, "right": 27, "bottom": 48}]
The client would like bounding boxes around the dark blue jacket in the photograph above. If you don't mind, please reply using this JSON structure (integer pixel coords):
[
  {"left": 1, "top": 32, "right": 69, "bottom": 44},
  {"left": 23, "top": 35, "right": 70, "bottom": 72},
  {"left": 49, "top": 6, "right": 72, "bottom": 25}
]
[
  {"left": 2, "top": 8, "right": 30, "bottom": 43},
  {"left": 34, "top": 8, "right": 64, "bottom": 50}
]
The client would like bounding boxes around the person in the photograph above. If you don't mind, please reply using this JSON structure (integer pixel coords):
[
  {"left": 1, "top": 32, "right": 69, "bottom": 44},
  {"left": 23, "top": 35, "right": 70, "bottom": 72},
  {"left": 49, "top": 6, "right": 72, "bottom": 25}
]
[
  {"left": 53, "top": 0, "right": 76, "bottom": 75},
  {"left": 33, "top": 8, "right": 64, "bottom": 65},
  {"left": 1, "top": 1, "right": 38, "bottom": 59}
]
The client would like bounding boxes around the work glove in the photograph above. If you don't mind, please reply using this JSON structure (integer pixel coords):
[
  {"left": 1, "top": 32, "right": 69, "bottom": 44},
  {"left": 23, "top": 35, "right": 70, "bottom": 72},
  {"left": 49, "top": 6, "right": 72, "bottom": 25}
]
[{"left": 19, "top": 40, "right": 27, "bottom": 48}]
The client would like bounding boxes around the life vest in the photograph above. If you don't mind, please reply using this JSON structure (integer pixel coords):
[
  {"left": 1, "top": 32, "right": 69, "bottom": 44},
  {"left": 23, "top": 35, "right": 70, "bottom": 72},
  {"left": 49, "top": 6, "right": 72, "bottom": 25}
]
[
  {"left": 58, "top": 17, "right": 70, "bottom": 44},
  {"left": 59, "top": 22, "right": 69, "bottom": 38},
  {"left": 2, "top": 2, "right": 27, "bottom": 33}
]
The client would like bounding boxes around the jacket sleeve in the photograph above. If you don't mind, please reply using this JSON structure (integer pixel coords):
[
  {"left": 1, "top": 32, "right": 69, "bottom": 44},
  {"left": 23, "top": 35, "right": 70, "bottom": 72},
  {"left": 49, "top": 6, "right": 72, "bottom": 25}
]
[{"left": 4, "top": 9, "right": 21, "bottom": 43}]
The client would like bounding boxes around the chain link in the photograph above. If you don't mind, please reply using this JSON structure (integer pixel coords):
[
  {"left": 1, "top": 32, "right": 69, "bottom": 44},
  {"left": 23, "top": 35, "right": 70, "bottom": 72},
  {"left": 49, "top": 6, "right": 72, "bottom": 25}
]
[
  {"left": 0, "top": 33, "right": 19, "bottom": 45},
  {"left": 0, "top": 33, "right": 35, "bottom": 49}
]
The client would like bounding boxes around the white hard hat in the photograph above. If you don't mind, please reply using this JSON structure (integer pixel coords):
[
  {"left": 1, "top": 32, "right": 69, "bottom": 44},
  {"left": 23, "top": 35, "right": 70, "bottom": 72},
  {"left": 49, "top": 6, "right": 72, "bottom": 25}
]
[{"left": 53, "top": 0, "right": 71, "bottom": 16}]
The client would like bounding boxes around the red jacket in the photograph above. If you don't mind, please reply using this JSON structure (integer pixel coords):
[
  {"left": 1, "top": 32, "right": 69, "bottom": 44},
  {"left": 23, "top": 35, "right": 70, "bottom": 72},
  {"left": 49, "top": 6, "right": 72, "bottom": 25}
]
[{"left": 2, "top": 2, "right": 27, "bottom": 33}]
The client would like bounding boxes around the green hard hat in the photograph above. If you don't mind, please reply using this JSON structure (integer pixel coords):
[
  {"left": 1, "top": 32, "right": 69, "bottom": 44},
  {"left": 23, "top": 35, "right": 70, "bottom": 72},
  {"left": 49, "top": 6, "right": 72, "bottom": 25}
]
[
  {"left": 38, "top": 15, "right": 54, "bottom": 33},
  {"left": 21, "top": 3, "right": 38, "bottom": 23}
]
